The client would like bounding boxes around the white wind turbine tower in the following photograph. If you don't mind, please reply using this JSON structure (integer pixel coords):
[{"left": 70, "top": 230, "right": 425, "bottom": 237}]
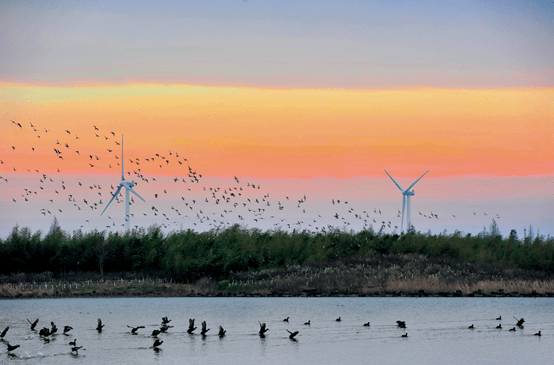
[
  {"left": 101, "top": 135, "right": 145, "bottom": 231},
  {"left": 384, "top": 170, "right": 429, "bottom": 233}
]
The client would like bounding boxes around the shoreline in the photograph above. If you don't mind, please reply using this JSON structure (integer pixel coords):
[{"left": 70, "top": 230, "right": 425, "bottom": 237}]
[
  {"left": 3, "top": 253, "right": 554, "bottom": 300},
  {"left": 2, "top": 283, "right": 553, "bottom": 300}
]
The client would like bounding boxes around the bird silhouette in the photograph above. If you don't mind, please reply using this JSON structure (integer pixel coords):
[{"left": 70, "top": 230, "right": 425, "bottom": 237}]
[
  {"left": 187, "top": 318, "right": 197, "bottom": 334},
  {"left": 27, "top": 318, "right": 39, "bottom": 330},
  {"left": 201, "top": 321, "right": 210, "bottom": 336},
  {"left": 7, "top": 342, "right": 20, "bottom": 352},
  {"left": 287, "top": 330, "right": 299, "bottom": 339},
  {"left": 218, "top": 326, "right": 226, "bottom": 337},
  {"left": 153, "top": 339, "right": 163, "bottom": 347},
  {"left": 96, "top": 318, "right": 104, "bottom": 332},
  {"left": 127, "top": 325, "right": 145, "bottom": 334},
  {"left": 259, "top": 322, "right": 269, "bottom": 336}
]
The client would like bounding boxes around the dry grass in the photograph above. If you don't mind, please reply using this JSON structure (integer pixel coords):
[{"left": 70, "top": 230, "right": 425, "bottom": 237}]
[{"left": 381, "top": 275, "right": 554, "bottom": 295}]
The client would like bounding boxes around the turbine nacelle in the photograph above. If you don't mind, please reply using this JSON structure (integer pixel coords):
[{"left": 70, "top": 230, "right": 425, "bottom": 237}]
[{"left": 121, "top": 181, "right": 136, "bottom": 188}]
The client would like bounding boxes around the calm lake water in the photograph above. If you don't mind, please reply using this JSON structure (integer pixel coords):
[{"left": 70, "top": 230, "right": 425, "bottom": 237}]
[{"left": 0, "top": 297, "right": 552, "bottom": 364}]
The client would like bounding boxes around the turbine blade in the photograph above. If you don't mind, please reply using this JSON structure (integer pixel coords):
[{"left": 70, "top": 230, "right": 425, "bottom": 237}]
[
  {"left": 101, "top": 186, "right": 122, "bottom": 216},
  {"left": 401, "top": 194, "right": 406, "bottom": 233},
  {"left": 384, "top": 170, "right": 404, "bottom": 191},
  {"left": 127, "top": 186, "right": 146, "bottom": 202},
  {"left": 121, "top": 134, "right": 124, "bottom": 180},
  {"left": 406, "top": 170, "right": 430, "bottom": 191}
]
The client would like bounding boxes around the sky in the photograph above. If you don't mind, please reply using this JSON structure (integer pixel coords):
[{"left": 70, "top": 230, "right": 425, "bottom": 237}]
[{"left": 1, "top": 0, "right": 553, "bottom": 239}]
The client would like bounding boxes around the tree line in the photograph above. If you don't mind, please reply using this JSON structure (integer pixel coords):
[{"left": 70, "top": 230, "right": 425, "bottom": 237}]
[{"left": 1, "top": 219, "right": 553, "bottom": 283}]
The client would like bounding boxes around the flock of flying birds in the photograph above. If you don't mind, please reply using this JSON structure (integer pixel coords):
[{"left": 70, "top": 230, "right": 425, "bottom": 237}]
[
  {"left": 0, "top": 314, "right": 543, "bottom": 358},
  {"left": 1, "top": 119, "right": 501, "bottom": 235}
]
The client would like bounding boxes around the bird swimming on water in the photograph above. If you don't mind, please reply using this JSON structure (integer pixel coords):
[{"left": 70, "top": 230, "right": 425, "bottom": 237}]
[
  {"left": 304, "top": 320, "right": 310, "bottom": 325},
  {"left": 363, "top": 322, "right": 370, "bottom": 327},
  {"left": 151, "top": 329, "right": 161, "bottom": 337},
  {"left": 509, "top": 327, "right": 516, "bottom": 331},
  {"left": 496, "top": 316, "right": 502, "bottom": 320},
  {"left": 468, "top": 324, "right": 474, "bottom": 329},
  {"left": 496, "top": 324, "right": 502, "bottom": 329},
  {"left": 534, "top": 331, "right": 541, "bottom": 336},
  {"left": 401, "top": 333, "right": 408, "bottom": 337},
  {"left": 283, "top": 317, "right": 289, "bottom": 322},
  {"left": 69, "top": 339, "right": 77, "bottom": 346},
  {"left": 336, "top": 317, "right": 341, "bottom": 322},
  {"left": 153, "top": 339, "right": 163, "bottom": 347}
]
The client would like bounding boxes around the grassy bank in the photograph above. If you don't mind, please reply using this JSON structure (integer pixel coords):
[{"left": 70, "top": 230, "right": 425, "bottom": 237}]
[{"left": 2, "top": 254, "right": 553, "bottom": 299}]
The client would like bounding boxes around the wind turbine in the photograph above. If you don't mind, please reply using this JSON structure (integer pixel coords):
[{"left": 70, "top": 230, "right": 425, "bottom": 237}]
[
  {"left": 384, "top": 170, "right": 429, "bottom": 233},
  {"left": 101, "top": 135, "right": 145, "bottom": 231}
]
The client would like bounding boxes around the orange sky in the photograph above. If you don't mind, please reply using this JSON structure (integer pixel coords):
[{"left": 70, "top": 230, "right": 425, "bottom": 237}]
[{"left": 1, "top": 82, "right": 553, "bottom": 178}]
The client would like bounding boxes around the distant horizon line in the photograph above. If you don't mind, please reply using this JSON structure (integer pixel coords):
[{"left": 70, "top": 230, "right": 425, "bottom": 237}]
[{"left": 2, "top": 76, "right": 553, "bottom": 91}]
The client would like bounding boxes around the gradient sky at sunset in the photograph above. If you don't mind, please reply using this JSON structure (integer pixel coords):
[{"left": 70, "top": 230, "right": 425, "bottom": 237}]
[{"left": 1, "top": 1, "right": 553, "bottom": 238}]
